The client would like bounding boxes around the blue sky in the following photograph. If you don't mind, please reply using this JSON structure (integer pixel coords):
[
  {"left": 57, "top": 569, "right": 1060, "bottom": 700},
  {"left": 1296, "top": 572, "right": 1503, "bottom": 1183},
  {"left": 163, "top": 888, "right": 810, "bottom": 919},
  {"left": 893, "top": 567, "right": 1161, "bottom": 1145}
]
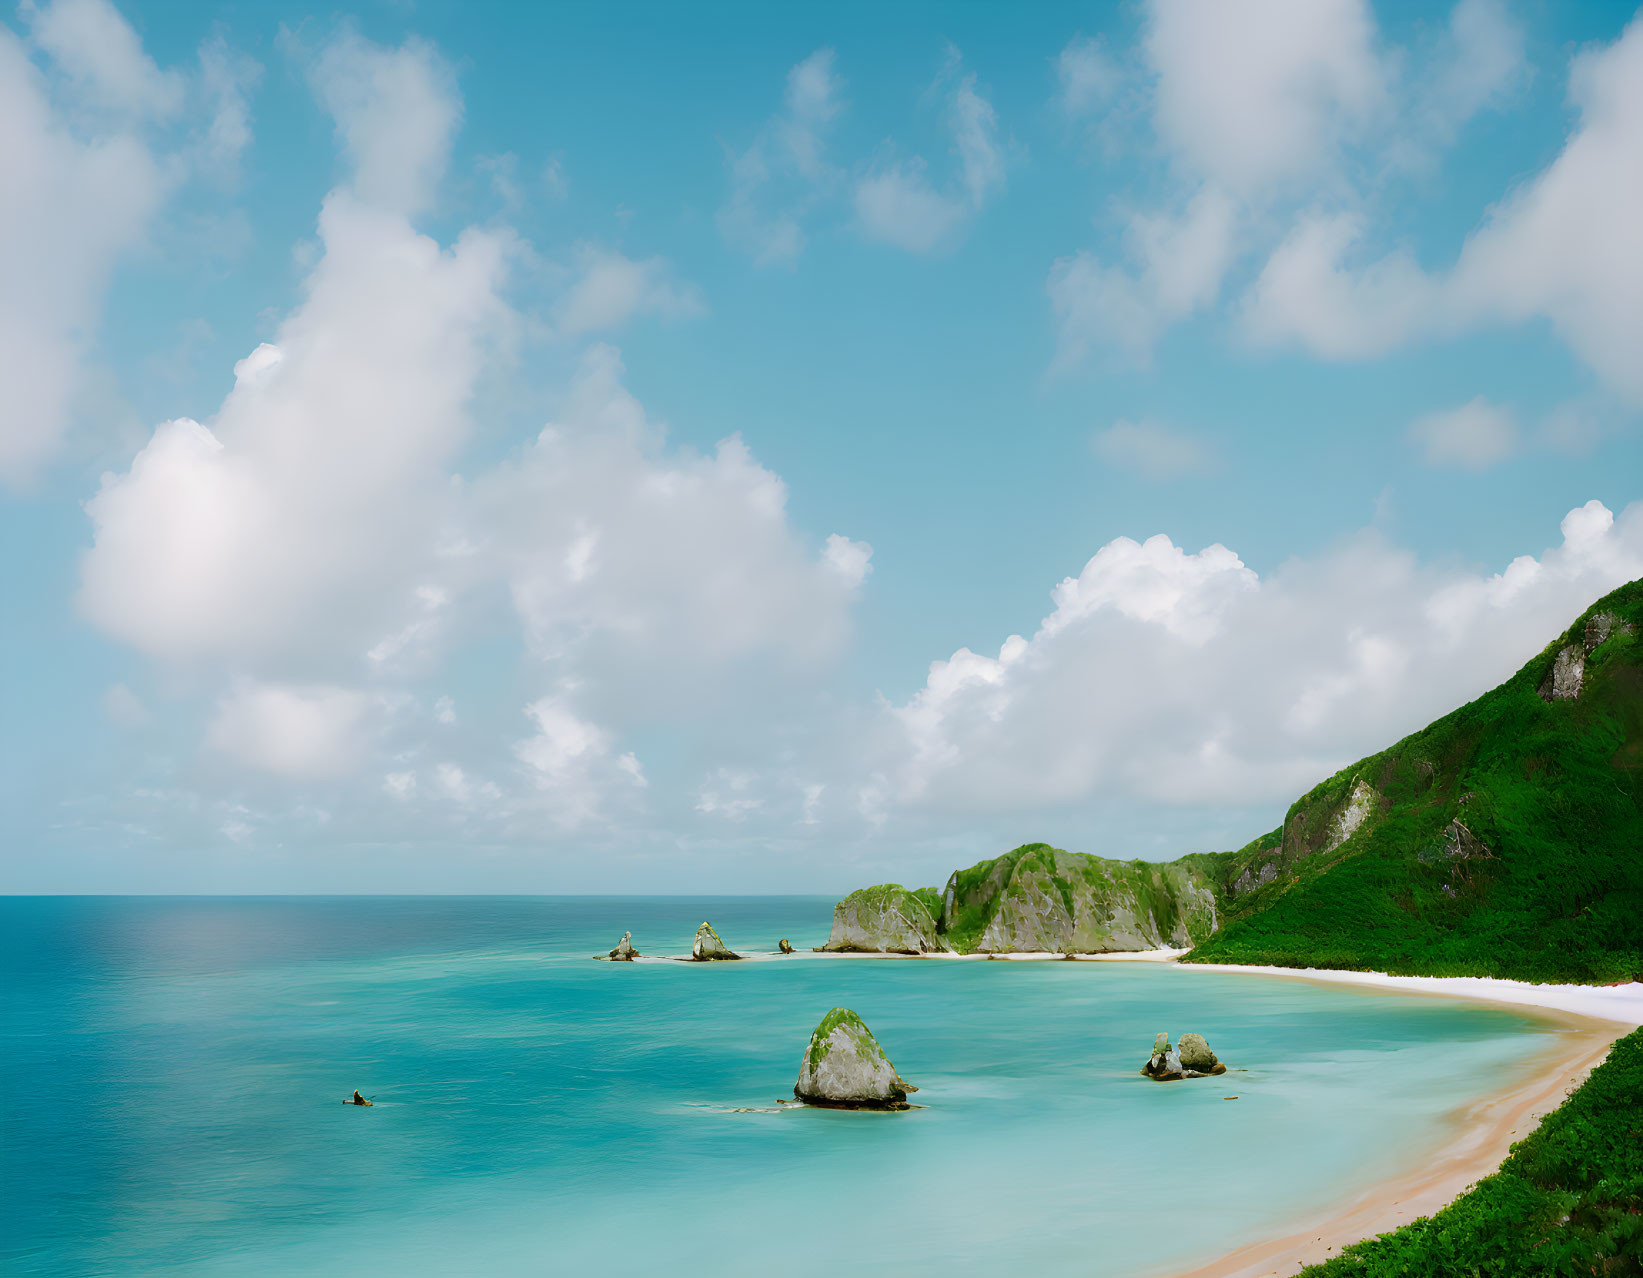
[{"left": 2, "top": 0, "right": 1640, "bottom": 893}]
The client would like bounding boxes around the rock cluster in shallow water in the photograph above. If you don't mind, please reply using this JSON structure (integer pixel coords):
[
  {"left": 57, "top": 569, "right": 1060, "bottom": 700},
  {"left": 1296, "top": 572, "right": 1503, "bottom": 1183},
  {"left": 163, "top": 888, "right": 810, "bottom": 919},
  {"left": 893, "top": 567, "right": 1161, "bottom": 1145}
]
[
  {"left": 1141, "top": 1032, "right": 1227, "bottom": 1080},
  {"left": 794, "top": 1008, "right": 916, "bottom": 1109},
  {"left": 607, "top": 931, "right": 638, "bottom": 960}
]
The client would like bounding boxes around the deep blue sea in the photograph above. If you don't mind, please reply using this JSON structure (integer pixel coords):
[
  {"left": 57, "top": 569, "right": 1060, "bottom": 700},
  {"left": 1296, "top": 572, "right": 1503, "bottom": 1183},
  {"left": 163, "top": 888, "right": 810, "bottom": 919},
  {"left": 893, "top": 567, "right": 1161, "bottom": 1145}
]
[{"left": 1, "top": 897, "right": 1568, "bottom": 1277}]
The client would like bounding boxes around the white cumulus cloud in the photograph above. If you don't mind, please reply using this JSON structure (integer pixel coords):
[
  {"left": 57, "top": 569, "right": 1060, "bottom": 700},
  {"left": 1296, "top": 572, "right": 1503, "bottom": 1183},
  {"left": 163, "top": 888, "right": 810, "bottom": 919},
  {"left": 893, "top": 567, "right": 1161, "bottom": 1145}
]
[{"left": 878, "top": 501, "right": 1643, "bottom": 815}]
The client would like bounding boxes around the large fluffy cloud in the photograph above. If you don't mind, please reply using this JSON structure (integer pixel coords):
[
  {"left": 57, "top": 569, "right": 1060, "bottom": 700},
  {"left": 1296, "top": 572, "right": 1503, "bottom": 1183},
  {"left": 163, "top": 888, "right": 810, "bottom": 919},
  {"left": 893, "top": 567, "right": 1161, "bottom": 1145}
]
[
  {"left": 79, "top": 35, "right": 510, "bottom": 670},
  {"left": 878, "top": 501, "right": 1643, "bottom": 814},
  {"left": 77, "top": 29, "right": 871, "bottom": 804},
  {"left": 481, "top": 344, "right": 873, "bottom": 697},
  {"left": 1244, "top": 14, "right": 1643, "bottom": 403}
]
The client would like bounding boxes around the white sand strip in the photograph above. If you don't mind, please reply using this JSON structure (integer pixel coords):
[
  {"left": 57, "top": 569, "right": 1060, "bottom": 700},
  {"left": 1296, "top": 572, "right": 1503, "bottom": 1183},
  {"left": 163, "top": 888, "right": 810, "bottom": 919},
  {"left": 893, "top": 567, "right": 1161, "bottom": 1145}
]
[{"left": 1172, "top": 961, "right": 1643, "bottom": 1026}]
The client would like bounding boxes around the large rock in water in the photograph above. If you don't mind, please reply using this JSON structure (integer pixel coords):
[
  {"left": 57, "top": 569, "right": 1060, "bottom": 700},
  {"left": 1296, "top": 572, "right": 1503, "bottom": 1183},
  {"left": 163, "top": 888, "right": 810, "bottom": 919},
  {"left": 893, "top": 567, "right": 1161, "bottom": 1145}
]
[
  {"left": 691, "top": 921, "right": 741, "bottom": 960},
  {"left": 794, "top": 1009, "right": 917, "bottom": 1109},
  {"left": 607, "top": 931, "right": 638, "bottom": 960},
  {"left": 822, "top": 885, "right": 950, "bottom": 953}
]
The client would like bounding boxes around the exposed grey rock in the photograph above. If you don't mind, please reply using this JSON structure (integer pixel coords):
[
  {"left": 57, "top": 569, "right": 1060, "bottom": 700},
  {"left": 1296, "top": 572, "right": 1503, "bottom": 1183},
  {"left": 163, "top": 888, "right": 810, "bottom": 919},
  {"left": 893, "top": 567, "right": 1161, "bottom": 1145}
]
[
  {"left": 691, "top": 921, "right": 742, "bottom": 960},
  {"left": 1584, "top": 611, "right": 1634, "bottom": 653},
  {"left": 794, "top": 1008, "right": 916, "bottom": 1110},
  {"left": 1539, "top": 644, "right": 1584, "bottom": 701},
  {"left": 1141, "top": 1048, "right": 1185, "bottom": 1080},
  {"left": 1233, "top": 860, "right": 1280, "bottom": 896},
  {"left": 1323, "top": 779, "right": 1378, "bottom": 853},
  {"left": 607, "top": 931, "right": 638, "bottom": 960},
  {"left": 822, "top": 885, "right": 949, "bottom": 954},
  {"left": 1153, "top": 1032, "right": 1171, "bottom": 1055}
]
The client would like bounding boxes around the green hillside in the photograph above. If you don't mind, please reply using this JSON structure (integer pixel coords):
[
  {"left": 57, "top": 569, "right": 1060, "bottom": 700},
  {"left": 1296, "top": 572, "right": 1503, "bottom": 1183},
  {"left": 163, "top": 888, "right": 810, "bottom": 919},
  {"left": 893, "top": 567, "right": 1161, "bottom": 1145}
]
[
  {"left": 827, "top": 582, "right": 1643, "bottom": 982},
  {"left": 1184, "top": 581, "right": 1643, "bottom": 984}
]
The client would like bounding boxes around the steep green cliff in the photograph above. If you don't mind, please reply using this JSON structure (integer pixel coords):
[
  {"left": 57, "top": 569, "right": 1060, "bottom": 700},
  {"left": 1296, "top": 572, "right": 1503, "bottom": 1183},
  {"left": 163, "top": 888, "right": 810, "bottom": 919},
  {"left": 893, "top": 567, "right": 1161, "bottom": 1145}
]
[{"left": 1186, "top": 582, "right": 1643, "bottom": 983}]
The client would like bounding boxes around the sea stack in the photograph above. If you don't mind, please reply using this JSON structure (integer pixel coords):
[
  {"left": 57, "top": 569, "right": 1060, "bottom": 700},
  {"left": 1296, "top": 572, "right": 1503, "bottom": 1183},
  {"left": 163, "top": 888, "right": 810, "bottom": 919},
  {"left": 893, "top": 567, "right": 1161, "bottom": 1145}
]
[
  {"left": 691, "top": 921, "right": 742, "bottom": 960},
  {"left": 779, "top": 938, "right": 795, "bottom": 954},
  {"left": 793, "top": 1008, "right": 917, "bottom": 1110},
  {"left": 1141, "top": 1031, "right": 1226, "bottom": 1080},
  {"left": 607, "top": 931, "right": 638, "bottom": 960}
]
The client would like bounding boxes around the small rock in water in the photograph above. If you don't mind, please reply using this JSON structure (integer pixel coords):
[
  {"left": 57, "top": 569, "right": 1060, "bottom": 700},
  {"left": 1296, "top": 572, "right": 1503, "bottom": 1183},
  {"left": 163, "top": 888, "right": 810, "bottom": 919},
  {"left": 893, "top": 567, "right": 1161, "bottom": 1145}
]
[
  {"left": 1177, "top": 1033, "right": 1224, "bottom": 1073},
  {"left": 692, "top": 921, "right": 742, "bottom": 961},
  {"left": 779, "top": 938, "right": 795, "bottom": 954},
  {"left": 794, "top": 1008, "right": 917, "bottom": 1110},
  {"left": 607, "top": 931, "right": 639, "bottom": 960},
  {"left": 1141, "top": 1031, "right": 1227, "bottom": 1080}
]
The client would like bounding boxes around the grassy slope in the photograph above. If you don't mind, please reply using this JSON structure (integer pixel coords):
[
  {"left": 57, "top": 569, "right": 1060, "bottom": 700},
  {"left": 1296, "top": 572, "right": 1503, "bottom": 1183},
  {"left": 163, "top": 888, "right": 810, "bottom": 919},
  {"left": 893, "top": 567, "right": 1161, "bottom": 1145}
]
[
  {"left": 1298, "top": 1026, "right": 1643, "bottom": 1277},
  {"left": 1184, "top": 582, "right": 1643, "bottom": 984}
]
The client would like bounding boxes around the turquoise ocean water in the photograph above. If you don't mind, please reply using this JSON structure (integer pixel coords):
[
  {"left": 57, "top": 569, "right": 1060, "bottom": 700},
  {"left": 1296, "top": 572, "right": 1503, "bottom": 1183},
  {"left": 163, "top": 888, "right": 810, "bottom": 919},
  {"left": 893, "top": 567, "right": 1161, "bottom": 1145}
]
[{"left": 1, "top": 897, "right": 1568, "bottom": 1277}]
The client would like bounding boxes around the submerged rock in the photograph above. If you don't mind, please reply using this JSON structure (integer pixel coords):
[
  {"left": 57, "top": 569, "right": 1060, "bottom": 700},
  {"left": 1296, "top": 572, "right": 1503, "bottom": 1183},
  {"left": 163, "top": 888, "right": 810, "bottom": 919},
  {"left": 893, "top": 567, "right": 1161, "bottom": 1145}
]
[
  {"left": 691, "top": 921, "right": 742, "bottom": 961},
  {"left": 607, "top": 931, "right": 639, "bottom": 960},
  {"left": 822, "top": 884, "right": 949, "bottom": 953},
  {"left": 794, "top": 1008, "right": 917, "bottom": 1109},
  {"left": 1141, "top": 1031, "right": 1226, "bottom": 1080}
]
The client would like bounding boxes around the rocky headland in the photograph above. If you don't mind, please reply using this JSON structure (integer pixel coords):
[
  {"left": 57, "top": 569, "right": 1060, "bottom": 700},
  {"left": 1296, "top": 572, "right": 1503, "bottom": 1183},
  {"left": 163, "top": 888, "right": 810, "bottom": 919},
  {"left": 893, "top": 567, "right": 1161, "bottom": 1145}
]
[{"left": 823, "top": 844, "right": 1220, "bottom": 955}]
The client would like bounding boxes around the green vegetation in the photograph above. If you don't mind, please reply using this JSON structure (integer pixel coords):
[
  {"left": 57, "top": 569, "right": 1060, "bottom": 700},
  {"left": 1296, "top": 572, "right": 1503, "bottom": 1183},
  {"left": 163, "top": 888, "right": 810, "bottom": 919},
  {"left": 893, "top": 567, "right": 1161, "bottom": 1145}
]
[
  {"left": 805, "top": 1007, "right": 867, "bottom": 1073},
  {"left": 1299, "top": 1026, "right": 1643, "bottom": 1276},
  {"left": 880, "top": 842, "right": 1220, "bottom": 955},
  {"left": 1186, "top": 583, "right": 1643, "bottom": 984},
  {"left": 909, "top": 885, "right": 943, "bottom": 921}
]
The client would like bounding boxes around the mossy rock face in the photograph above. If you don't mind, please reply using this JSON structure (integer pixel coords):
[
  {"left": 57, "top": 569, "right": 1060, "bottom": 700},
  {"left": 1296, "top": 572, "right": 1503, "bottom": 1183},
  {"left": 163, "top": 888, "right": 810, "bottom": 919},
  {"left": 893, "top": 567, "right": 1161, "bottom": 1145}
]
[
  {"left": 936, "top": 845, "right": 1220, "bottom": 954},
  {"left": 794, "top": 1008, "right": 916, "bottom": 1109},
  {"left": 822, "top": 884, "right": 950, "bottom": 953},
  {"left": 1177, "top": 1033, "right": 1219, "bottom": 1071},
  {"left": 691, "top": 921, "right": 741, "bottom": 961}
]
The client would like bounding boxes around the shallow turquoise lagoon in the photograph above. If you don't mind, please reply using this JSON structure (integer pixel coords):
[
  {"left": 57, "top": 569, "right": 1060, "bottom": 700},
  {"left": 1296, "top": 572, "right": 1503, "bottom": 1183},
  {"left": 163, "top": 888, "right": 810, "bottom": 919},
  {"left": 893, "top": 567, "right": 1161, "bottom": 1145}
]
[{"left": 1, "top": 897, "right": 1567, "bottom": 1276}]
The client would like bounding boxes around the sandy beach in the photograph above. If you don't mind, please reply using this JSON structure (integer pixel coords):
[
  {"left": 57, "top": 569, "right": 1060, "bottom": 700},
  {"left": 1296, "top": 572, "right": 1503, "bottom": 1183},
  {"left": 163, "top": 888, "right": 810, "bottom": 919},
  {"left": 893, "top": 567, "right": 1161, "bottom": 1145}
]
[
  {"left": 1172, "top": 1013, "right": 1620, "bottom": 1278},
  {"left": 1151, "top": 959, "right": 1641, "bottom": 1276}
]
